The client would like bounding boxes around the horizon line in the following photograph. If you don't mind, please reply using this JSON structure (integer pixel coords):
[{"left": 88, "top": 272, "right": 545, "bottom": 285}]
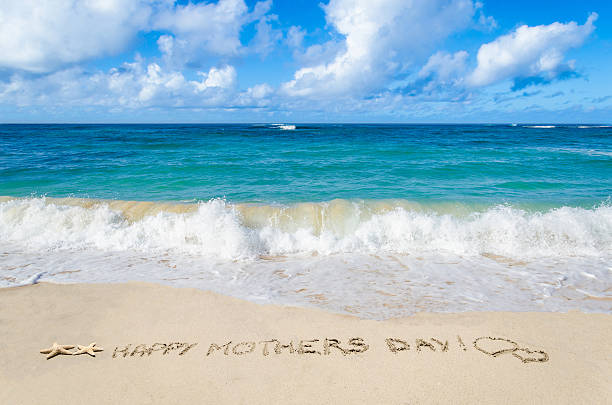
[{"left": 1, "top": 122, "right": 611, "bottom": 126}]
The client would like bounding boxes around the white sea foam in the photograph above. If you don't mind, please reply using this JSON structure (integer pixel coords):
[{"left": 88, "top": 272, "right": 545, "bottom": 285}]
[
  {"left": 270, "top": 123, "right": 296, "bottom": 130},
  {"left": 1, "top": 197, "right": 610, "bottom": 260},
  {"left": 1, "top": 197, "right": 610, "bottom": 317},
  {"left": 531, "top": 146, "right": 612, "bottom": 158},
  {"left": 524, "top": 125, "right": 556, "bottom": 128}
]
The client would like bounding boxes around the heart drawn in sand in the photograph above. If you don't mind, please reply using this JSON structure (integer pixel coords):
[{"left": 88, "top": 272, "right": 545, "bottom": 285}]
[
  {"left": 473, "top": 337, "right": 549, "bottom": 364},
  {"left": 511, "top": 348, "right": 549, "bottom": 363},
  {"left": 473, "top": 337, "right": 518, "bottom": 357}
]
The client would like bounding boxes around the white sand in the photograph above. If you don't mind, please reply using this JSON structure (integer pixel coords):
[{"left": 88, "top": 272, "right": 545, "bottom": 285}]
[{"left": 1, "top": 282, "right": 610, "bottom": 404}]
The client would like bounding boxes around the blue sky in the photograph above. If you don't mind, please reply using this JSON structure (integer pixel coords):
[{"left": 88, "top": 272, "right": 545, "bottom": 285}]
[{"left": 0, "top": 0, "right": 610, "bottom": 123}]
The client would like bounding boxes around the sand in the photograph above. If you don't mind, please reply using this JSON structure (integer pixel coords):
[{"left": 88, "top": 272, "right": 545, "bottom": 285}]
[{"left": 1, "top": 282, "right": 610, "bottom": 404}]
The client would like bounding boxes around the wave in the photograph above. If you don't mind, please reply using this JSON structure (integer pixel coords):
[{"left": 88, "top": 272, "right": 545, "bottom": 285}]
[
  {"left": 1, "top": 197, "right": 611, "bottom": 261},
  {"left": 269, "top": 123, "right": 296, "bottom": 130},
  {"left": 522, "top": 125, "right": 610, "bottom": 129},
  {"left": 524, "top": 125, "right": 556, "bottom": 129},
  {"left": 530, "top": 146, "right": 612, "bottom": 158}
]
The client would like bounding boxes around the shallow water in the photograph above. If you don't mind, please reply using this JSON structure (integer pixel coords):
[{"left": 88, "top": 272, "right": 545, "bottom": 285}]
[{"left": 1, "top": 124, "right": 610, "bottom": 318}]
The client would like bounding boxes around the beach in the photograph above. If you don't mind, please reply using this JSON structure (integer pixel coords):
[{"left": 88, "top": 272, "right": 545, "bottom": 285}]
[
  {"left": 2, "top": 0, "right": 612, "bottom": 402},
  {"left": 1, "top": 124, "right": 611, "bottom": 403},
  {"left": 1, "top": 282, "right": 610, "bottom": 404}
]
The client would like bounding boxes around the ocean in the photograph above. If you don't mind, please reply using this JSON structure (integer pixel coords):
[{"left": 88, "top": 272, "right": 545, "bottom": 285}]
[{"left": 1, "top": 123, "right": 610, "bottom": 318}]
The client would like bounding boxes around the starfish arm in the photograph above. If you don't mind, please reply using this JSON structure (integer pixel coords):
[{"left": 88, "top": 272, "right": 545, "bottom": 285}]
[
  {"left": 46, "top": 350, "right": 60, "bottom": 359},
  {"left": 58, "top": 346, "right": 75, "bottom": 355},
  {"left": 73, "top": 343, "right": 103, "bottom": 356},
  {"left": 40, "top": 342, "right": 60, "bottom": 354},
  {"left": 40, "top": 343, "right": 74, "bottom": 359}
]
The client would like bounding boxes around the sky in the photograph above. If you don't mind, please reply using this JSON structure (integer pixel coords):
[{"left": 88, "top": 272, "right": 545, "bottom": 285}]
[{"left": 0, "top": 0, "right": 611, "bottom": 123}]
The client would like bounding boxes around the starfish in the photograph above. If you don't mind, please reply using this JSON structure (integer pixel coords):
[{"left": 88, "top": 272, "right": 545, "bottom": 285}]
[
  {"left": 73, "top": 342, "right": 104, "bottom": 357},
  {"left": 40, "top": 342, "right": 75, "bottom": 359}
]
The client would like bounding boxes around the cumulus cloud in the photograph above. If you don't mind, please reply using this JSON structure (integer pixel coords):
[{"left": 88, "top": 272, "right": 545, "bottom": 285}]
[
  {"left": 154, "top": 0, "right": 248, "bottom": 56},
  {"left": 249, "top": 15, "right": 283, "bottom": 57},
  {"left": 0, "top": 59, "right": 259, "bottom": 110},
  {"left": 0, "top": 1, "right": 603, "bottom": 120},
  {"left": 104, "top": 60, "right": 246, "bottom": 107},
  {"left": 244, "top": 83, "right": 273, "bottom": 99},
  {"left": 281, "top": 0, "right": 476, "bottom": 97},
  {"left": 0, "top": 0, "right": 277, "bottom": 73},
  {"left": 286, "top": 26, "right": 306, "bottom": 49},
  {"left": 468, "top": 13, "right": 597, "bottom": 88},
  {"left": 474, "top": 1, "right": 497, "bottom": 31},
  {"left": 419, "top": 51, "right": 469, "bottom": 85},
  {"left": 0, "top": 0, "right": 152, "bottom": 73},
  {"left": 154, "top": 0, "right": 276, "bottom": 65},
  {"left": 106, "top": 59, "right": 188, "bottom": 106},
  {"left": 395, "top": 51, "right": 470, "bottom": 101},
  {"left": 191, "top": 65, "right": 237, "bottom": 92},
  {"left": 0, "top": 67, "right": 102, "bottom": 107}
]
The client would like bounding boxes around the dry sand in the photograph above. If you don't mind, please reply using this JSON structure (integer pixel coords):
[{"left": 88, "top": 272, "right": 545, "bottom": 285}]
[{"left": 1, "top": 282, "right": 610, "bottom": 404}]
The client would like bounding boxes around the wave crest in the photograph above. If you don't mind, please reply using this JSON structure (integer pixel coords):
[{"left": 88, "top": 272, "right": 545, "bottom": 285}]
[{"left": 1, "top": 197, "right": 610, "bottom": 260}]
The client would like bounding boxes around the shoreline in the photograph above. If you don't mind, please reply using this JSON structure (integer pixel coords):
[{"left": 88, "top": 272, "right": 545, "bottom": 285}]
[
  {"left": 1, "top": 282, "right": 610, "bottom": 404},
  {"left": 2, "top": 195, "right": 610, "bottom": 317}
]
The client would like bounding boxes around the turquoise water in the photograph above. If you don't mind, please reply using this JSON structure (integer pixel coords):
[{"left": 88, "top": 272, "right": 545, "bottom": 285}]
[
  {"left": 1, "top": 124, "right": 610, "bottom": 206},
  {"left": 1, "top": 123, "right": 611, "bottom": 317}
]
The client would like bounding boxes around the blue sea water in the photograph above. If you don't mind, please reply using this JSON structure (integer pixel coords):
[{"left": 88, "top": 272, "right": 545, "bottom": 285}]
[
  {"left": 1, "top": 123, "right": 611, "bottom": 205},
  {"left": 1, "top": 123, "right": 611, "bottom": 317}
]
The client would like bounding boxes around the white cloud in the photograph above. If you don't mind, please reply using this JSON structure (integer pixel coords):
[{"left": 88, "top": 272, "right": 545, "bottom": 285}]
[
  {"left": 0, "top": 1, "right": 603, "bottom": 120},
  {"left": 191, "top": 66, "right": 237, "bottom": 92},
  {"left": 281, "top": 0, "right": 476, "bottom": 97},
  {"left": 0, "top": 67, "right": 101, "bottom": 107},
  {"left": 419, "top": 51, "right": 469, "bottom": 83},
  {"left": 474, "top": 1, "right": 497, "bottom": 31},
  {"left": 154, "top": 0, "right": 249, "bottom": 57},
  {"left": 477, "top": 12, "right": 498, "bottom": 32},
  {"left": 415, "top": 51, "right": 469, "bottom": 94},
  {"left": 249, "top": 15, "right": 283, "bottom": 57},
  {"left": 292, "top": 40, "right": 346, "bottom": 68},
  {"left": 0, "top": 0, "right": 277, "bottom": 73},
  {"left": 286, "top": 26, "right": 306, "bottom": 49},
  {"left": 154, "top": 0, "right": 275, "bottom": 65},
  {"left": 246, "top": 83, "right": 273, "bottom": 99},
  {"left": 105, "top": 60, "right": 243, "bottom": 107},
  {"left": 107, "top": 59, "right": 188, "bottom": 106},
  {"left": 235, "top": 83, "right": 274, "bottom": 107},
  {"left": 157, "top": 35, "right": 175, "bottom": 56},
  {"left": 0, "top": 59, "right": 250, "bottom": 109},
  {"left": 468, "top": 13, "right": 597, "bottom": 87},
  {"left": 0, "top": 0, "right": 152, "bottom": 73}
]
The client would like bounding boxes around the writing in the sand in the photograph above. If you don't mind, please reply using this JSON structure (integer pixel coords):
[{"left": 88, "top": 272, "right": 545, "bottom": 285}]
[
  {"left": 112, "top": 336, "right": 548, "bottom": 364},
  {"left": 112, "top": 338, "right": 368, "bottom": 358},
  {"left": 206, "top": 338, "right": 369, "bottom": 356},
  {"left": 113, "top": 342, "right": 198, "bottom": 358}
]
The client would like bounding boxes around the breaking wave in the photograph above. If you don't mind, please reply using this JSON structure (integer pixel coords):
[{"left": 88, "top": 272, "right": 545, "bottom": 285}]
[{"left": 1, "top": 197, "right": 611, "bottom": 261}]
